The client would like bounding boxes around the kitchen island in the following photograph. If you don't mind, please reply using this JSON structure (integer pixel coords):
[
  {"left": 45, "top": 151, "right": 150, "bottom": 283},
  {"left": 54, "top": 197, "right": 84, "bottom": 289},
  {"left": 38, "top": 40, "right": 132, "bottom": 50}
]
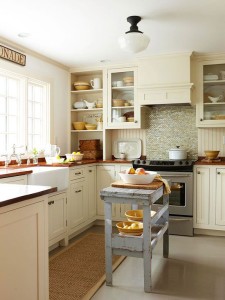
[{"left": 100, "top": 181, "right": 169, "bottom": 293}]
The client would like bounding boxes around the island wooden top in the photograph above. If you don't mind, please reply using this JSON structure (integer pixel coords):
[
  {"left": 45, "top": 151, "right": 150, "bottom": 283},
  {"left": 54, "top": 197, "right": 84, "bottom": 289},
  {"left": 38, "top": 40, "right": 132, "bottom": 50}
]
[{"left": 0, "top": 184, "right": 57, "bottom": 207}]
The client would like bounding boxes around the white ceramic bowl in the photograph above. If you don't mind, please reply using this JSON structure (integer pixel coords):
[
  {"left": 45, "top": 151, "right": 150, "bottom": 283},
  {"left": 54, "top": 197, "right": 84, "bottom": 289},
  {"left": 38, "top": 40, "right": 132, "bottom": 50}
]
[
  {"left": 65, "top": 153, "right": 84, "bottom": 161},
  {"left": 119, "top": 170, "right": 157, "bottom": 184}
]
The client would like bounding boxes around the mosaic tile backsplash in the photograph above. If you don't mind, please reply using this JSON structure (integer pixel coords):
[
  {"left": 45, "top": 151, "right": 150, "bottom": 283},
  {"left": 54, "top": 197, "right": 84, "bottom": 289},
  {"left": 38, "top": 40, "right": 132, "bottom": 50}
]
[{"left": 145, "top": 105, "right": 198, "bottom": 160}]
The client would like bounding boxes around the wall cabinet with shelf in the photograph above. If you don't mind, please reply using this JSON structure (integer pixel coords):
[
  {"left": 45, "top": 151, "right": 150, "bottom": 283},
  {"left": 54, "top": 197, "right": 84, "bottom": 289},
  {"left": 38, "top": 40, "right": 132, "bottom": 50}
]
[
  {"left": 70, "top": 70, "right": 104, "bottom": 151},
  {"left": 194, "top": 55, "right": 225, "bottom": 127},
  {"left": 106, "top": 67, "right": 142, "bottom": 129}
]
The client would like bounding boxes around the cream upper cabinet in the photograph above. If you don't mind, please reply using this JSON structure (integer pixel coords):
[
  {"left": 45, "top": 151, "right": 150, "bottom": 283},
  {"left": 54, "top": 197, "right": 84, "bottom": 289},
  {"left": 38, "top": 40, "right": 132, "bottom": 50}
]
[
  {"left": 194, "top": 54, "right": 225, "bottom": 127},
  {"left": 106, "top": 67, "right": 142, "bottom": 129},
  {"left": 138, "top": 53, "right": 193, "bottom": 105}
]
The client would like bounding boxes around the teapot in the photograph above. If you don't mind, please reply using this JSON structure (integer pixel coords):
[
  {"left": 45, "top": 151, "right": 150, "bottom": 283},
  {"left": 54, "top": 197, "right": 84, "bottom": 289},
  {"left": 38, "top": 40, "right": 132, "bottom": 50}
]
[
  {"left": 73, "top": 99, "right": 87, "bottom": 109},
  {"left": 84, "top": 100, "right": 96, "bottom": 109}
]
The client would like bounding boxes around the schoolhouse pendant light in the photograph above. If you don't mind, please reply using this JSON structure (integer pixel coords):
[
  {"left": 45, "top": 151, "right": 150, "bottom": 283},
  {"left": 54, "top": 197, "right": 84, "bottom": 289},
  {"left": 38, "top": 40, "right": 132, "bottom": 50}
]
[{"left": 118, "top": 16, "right": 150, "bottom": 53}]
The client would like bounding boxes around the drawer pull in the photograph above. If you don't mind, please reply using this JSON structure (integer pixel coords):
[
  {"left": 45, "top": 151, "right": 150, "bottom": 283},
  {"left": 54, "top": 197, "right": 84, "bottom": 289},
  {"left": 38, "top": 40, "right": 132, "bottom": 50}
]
[
  {"left": 48, "top": 200, "right": 54, "bottom": 205},
  {"left": 75, "top": 172, "right": 81, "bottom": 175},
  {"left": 75, "top": 189, "right": 82, "bottom": 193}
]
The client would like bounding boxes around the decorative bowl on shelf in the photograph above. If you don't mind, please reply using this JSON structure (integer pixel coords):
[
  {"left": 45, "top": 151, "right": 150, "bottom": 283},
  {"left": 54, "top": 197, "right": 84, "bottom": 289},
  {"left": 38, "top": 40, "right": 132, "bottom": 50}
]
[
  {"left": 85, "top": 123, "right": 97, "bottom": 130},
  {"left": 73, "top": 122, "right": 86, "bottom": 130},
  {"left": 112, "top": 99, "right": 126, "bottom": 107},
  {"left": 208, "top": 95, "right": 223, "bottom": 103},
  {"left": 73, "top": 81, "right": 91, "bottom": 90},
  {"left": 204, "top": 150, "right": 220, "bottom": 160},
  {"left": 119, "top": 170, "right": 157, "bottom": 184}
]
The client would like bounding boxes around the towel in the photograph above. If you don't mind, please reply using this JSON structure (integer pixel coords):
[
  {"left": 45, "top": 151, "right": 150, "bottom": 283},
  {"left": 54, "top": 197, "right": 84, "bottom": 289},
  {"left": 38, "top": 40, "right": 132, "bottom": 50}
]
[{"left": 154, "top": 174, "right": 171, "bottom": 195}]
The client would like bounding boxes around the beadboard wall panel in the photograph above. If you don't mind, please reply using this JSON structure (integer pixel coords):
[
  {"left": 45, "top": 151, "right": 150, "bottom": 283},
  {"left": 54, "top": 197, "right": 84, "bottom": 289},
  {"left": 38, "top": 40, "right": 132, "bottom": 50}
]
[{"left": 198, "top": 128, "right": 225, "bottom": 156}]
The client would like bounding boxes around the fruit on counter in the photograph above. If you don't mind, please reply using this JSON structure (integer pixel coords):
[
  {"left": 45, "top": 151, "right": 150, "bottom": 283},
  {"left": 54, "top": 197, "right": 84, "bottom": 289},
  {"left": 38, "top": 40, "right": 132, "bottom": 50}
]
[
  {"left": 135, "top": 168, "right": 146, "bottom": 175},
  {"left": 56, "top": 155, "right": 61, "bottom": 160},
  {"left": 72, "top": 151, "right": 81, "bottom": 155},
  {"left": 126, "top": 167, "right": 136, "bottom": 174}
]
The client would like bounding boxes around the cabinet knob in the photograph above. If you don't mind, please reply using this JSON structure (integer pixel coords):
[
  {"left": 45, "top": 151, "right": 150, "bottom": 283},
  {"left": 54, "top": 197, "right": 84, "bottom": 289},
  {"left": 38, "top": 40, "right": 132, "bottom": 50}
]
[
  {"left": 217, "top": 172, "right": 221, "bottom": 175},
  {"left": 89, "top": 170, "right": 92, "bottom": 173},
  {"left": 134, "top": 120, "right": 138, "bottom": 123},
  {"left": 197, "top": 171, "right": 201, "bottom": 174},
  {"left": 200, "top": 118, "right": 203, "bottom": 122}
]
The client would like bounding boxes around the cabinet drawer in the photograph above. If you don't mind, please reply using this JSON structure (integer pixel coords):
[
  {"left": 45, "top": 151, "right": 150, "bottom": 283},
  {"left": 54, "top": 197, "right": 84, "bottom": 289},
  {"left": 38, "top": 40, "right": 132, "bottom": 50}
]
[{"left": 69, "top": 167, "right": 85, "bottom": 180}]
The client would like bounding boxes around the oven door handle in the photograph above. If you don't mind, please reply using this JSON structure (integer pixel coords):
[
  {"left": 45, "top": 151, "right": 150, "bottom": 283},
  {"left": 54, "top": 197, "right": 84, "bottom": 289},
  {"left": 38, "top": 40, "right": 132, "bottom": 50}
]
[
  {"left": 170, "top": 218, "right": 192, "bottom": 222},
  {"left": 160, "top": 174, "right": 191, "bottom": 178}
]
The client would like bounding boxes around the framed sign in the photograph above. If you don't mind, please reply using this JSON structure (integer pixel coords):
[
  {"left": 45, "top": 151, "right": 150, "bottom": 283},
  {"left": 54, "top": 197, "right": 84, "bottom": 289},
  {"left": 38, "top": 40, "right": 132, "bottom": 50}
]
[{"left": 0, "top": 45, "right": 26, "bottom": 66}]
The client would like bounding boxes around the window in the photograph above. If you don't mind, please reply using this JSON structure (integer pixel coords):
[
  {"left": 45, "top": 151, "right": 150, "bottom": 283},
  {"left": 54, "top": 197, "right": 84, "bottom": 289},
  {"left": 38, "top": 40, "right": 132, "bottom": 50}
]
[{"left": 0, "top": 69, "right": 50, "bottom": 154}]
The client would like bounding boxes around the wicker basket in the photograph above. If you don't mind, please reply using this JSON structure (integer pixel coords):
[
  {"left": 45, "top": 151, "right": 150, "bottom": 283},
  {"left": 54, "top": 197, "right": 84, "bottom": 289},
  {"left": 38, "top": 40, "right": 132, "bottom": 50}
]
[
  {"left": 82, "top": 150, "right": 103, "bottom": 159},
  {"left": 79, "top": 139, "right": 101, "bottom": 151}
]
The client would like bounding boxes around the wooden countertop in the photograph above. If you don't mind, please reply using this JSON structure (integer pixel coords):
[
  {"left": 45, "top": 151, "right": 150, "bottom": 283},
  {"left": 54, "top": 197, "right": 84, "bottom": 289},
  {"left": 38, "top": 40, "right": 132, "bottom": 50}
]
[
  {"left": 194, "top": 157, "right": 225, "bottom": 166},
  {"left": 0, "top": 184, "right": 57, "bottom": 207}
]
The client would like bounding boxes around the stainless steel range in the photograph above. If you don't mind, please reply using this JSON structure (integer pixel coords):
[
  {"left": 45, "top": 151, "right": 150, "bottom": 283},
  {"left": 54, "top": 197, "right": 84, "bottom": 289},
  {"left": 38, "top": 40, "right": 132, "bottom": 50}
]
[{"left": 132, "top": 159, "right": 196, "bottom": 236}]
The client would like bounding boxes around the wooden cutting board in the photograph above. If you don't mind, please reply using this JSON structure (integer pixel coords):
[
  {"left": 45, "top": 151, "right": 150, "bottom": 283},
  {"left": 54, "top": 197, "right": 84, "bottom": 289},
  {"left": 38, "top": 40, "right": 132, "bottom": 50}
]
[{"left": 111, "top": 180, "right": 163, "bottom": 190}]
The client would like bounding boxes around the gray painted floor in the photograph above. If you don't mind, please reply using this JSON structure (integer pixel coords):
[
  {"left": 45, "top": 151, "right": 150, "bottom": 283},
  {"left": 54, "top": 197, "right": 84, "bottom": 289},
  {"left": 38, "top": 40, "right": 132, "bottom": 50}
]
[{"left": 91, "top": 232, "right": 225, "bottom": 300}]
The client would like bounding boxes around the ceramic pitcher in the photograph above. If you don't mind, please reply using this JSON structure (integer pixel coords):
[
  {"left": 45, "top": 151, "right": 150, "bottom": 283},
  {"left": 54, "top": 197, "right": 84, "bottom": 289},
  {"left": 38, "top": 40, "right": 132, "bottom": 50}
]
[{"left": 90, "top": 78, "right": 102, "bottom": 89}]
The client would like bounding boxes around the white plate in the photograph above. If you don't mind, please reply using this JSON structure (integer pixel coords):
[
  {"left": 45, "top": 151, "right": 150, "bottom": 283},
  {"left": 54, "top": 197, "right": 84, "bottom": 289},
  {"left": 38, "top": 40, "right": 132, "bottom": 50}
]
[{"left": 113, "top": 138, "right": 141, "bottom": 159}]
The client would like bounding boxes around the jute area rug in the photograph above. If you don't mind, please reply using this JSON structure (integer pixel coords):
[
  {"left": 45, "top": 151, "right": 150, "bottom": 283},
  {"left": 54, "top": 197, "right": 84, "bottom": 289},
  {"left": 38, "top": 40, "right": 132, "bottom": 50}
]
[{"left": 49, "top": 233, "right": 126, "bottom": 300}]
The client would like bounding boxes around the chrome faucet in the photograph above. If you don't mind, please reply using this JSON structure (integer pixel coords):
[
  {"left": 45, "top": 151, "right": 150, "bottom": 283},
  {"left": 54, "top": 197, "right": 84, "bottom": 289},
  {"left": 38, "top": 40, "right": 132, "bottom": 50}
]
[{"left": 1, "top": 154, "right": 11, "bottom": 168}]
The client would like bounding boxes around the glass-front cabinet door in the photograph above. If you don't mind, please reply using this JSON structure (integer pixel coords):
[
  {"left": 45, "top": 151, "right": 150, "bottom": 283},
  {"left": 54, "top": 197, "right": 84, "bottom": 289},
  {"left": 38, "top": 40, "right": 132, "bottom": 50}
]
[
  {"left": 197, "top": 61, "right": 225, "bottom": 127},
  {"left": 106, "top": 67, "right": 141, "bottom": 129}
]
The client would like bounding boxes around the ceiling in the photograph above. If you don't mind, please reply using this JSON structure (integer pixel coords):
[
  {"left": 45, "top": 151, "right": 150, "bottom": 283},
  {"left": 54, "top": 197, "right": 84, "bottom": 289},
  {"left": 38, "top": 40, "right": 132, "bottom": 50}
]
[{"left": 1, "top": 0, "right": 225, "bottom": 69}]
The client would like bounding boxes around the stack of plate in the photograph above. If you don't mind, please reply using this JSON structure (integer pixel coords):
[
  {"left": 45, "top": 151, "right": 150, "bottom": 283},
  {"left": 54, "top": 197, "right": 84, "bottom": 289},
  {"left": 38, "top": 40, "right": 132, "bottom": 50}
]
[{"left": 74, "top": 81, "right": 91, "bottom": 90}]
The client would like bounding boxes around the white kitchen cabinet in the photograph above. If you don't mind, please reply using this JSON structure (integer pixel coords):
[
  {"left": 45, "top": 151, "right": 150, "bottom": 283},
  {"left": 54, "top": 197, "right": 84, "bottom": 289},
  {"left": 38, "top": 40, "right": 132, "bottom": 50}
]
[
  {"left": 215, "top": 168, "right": 225, "bottom": 226},
  {"left": 68, "top": 166, "right": 87, "bottom": 235},
  {"left": 70, "top": 69, "right": 104, "bottom": 152},
  {"left": 138, "top": 53, "right": 193, "bottom": 105},
  {"left": 0, "top": 175, "right": 27, "bottom": 184},
  {"left": 96, "top": 165, "right": 116, "bottom": 217},
  {"left": 0, "top": 196, "right": 48, "bottom": 300},
  {"left": 194, "top": 54, "right": 225, "bottom": 127},
  {"left": 86, "top": 165, "right": 96, "bottom": 220},
  {"left": 194, "top": 166, "right": 210, "bottom": 226},
  {"left": 48, "top": 191, "right": 68, "bottom": 247},
  {"left": 194, "top": 165, "right": 225, "bottom": 232},
  {"left": 96, "top": 164, "right": 132, "bottom": 219},
  {"left": 106, "top": 67, "right": 142, "bottom": 129}
]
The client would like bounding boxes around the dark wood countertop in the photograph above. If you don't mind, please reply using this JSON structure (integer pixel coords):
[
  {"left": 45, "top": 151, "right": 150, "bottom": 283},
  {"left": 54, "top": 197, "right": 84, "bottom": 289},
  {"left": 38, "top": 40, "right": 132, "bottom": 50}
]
[
  {"left": 194, "top": 157, "right": 225, "bottom": 166},
  {"left": 0, "top": 184, "right": 57, "bottom": 207}
]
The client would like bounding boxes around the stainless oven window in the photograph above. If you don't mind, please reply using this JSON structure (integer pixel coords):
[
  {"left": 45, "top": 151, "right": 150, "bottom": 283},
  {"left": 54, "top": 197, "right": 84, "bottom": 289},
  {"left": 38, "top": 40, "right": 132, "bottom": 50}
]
[{"left": 155, "top": 181, "right": 186, "bottom": 207}]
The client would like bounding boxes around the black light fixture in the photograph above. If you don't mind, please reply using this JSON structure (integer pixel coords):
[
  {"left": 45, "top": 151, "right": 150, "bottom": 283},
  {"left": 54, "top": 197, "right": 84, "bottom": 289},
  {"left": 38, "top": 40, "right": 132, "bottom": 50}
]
[{"left": 118, "top": 16, "right": 150, "bottom": 53}]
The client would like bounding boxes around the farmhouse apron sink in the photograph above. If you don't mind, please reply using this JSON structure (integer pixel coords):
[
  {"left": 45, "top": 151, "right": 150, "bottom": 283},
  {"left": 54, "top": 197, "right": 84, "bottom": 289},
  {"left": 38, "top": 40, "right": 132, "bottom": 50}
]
[{"left": 26, "top": 166, "right": 69, "bottom": 191}]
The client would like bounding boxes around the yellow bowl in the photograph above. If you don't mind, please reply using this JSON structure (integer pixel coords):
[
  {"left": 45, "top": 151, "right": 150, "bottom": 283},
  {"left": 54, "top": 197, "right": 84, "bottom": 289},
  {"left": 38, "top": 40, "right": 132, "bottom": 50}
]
[
  {"left": 73, "top": 122, "right": 86, "bottom": 130},
  {"left": 85, "top": 123, "right": 97, "bottom": 130},
  {"left": 112, "top": 99, "right": 126, "bottom": 107},
  {"left": 116, "top": 221, "right": 143, "bottom": 235},
  {"left": 204, "top": 150, "right": 220, "bottom": 159},
  {"left": 125, "top": 210, "right": 156, "bottom": 222}
]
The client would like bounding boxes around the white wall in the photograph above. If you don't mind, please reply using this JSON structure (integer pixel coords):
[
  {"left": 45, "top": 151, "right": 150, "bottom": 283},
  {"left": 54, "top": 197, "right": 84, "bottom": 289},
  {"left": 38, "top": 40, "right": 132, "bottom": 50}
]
[{"left": 0, "top": 50, "right": 70, "bottom": 155}]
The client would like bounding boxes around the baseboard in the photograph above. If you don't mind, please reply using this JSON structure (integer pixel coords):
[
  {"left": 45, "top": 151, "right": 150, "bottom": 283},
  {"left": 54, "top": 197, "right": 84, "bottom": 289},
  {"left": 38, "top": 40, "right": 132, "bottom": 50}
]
[{"left": 194, "top": 228, "right": 225, "bottom": 236}]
